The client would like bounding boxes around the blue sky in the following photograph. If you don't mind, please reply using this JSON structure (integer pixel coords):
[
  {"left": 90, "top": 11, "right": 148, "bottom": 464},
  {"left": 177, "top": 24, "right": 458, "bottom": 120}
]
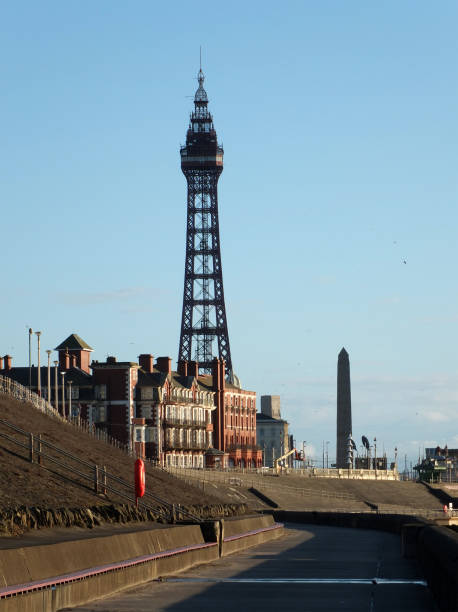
[{"left": 1, "top": 1, "right": 457, "bottom": 468}]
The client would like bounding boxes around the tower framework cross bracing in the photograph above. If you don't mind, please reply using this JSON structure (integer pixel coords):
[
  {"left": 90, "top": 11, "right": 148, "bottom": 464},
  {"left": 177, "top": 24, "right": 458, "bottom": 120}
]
[{"left": 178, "top": 69, "right": 233, "bottom": 380}]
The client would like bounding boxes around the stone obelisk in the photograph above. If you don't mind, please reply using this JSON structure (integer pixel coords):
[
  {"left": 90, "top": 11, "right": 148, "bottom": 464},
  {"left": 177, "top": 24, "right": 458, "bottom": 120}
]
[{"left": 336, "top": 347, "right": 352, "bottom": 468}]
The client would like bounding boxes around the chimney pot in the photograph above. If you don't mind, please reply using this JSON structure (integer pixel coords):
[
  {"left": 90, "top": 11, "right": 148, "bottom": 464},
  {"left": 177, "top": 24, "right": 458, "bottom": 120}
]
[
  {"left": 3, "top": 355, "right": 12, "bottom": 371},
  {"left": 188, "top": 360, "right": 199, "bottom": 379},
  {"left": 138, "top": 354, "right": 154, "bottom": 373},
  {"left": 178, "top": 360, "right": 188, "bottom": 377},
  {"left": 156, "top": 356, "right": 172, "bottom": 376}
]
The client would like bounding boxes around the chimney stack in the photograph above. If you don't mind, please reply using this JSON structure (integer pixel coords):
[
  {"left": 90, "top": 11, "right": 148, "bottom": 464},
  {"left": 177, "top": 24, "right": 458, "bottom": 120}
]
[
  {"left": 212, "top": 358, "right": 220, "bottom": 391},
  {"left": 156, "top": 356, "right": 172, "bottom": 376},
  {"left": 188, "top": 360, "right": 199, "bottom": 379},
  {"left": 138, "top": 354, "right": 154, "bottom": 373},
  {"left": 177, "top": 360, "right": 188, "bottom": 377},
  {"left": 0, "top": 356, "right": 3, "bottom": 370},
  {"left": 3, "top": 355, "right": 12, "bottom": 371}
]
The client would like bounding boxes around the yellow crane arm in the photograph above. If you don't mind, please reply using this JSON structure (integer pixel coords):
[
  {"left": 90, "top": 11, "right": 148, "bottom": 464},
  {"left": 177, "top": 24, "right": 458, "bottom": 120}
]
[{"left": 274, "top": 447, "right": 297, "bottom": 470}]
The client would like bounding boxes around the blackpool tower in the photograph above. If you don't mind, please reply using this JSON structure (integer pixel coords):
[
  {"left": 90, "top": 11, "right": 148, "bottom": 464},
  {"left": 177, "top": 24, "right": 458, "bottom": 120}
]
[{"left": 178, "top": 68, "right": 233, "bottom": 380}]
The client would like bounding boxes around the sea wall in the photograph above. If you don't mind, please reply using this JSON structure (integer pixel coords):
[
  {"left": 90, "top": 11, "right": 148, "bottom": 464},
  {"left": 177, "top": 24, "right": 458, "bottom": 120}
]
[
  {"left": 0, "top": 514, "right": 283, "bottom": 612},
  {"left": 273, "top": 510, "right": 458, "bottom": 612}
]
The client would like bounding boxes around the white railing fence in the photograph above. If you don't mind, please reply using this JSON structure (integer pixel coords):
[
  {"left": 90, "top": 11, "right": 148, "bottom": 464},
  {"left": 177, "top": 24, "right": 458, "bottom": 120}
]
[{"left": 0, "top": 374, "right": 62, "bottom": 420}]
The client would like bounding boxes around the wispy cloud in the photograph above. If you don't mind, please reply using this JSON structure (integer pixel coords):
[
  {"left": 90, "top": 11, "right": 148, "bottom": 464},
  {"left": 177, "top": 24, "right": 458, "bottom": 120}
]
[
  {"left": 424, "top": 411, "right": 450, "bottom": 423},
  {"left": 57, "top": 286, "right": 163, "bottom": 306}
]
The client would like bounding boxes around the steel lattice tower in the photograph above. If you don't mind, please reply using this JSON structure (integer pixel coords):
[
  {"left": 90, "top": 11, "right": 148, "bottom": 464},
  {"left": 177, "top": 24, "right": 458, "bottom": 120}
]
[{"left": 178, "top": 68, "right": 233, "bottom": 380}]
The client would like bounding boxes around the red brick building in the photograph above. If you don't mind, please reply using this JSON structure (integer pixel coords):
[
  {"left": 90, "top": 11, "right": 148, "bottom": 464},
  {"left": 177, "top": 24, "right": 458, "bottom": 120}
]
[
  {"left": 1, "top": 334, "right": 262, "bottom": 468},
  {"left": 134, "top": 355, "right": 215, "bottom": 467},
  {"left": 212, "top": 358, "right": 262, "bottom": 468}
]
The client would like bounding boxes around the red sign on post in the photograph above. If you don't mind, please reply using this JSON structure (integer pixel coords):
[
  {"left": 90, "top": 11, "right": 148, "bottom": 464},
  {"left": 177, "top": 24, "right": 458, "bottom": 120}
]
[{"left": 135, "top": 458, "right": 145, "bottom": 507}]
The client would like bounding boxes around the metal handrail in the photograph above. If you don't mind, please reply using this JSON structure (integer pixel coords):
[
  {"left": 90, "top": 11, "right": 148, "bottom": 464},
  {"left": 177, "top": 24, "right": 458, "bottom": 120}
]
[
  {"left": 0, "top": 418, "right": 203, "bottom": 522},
  {"left": 0, "top": 376, "right": 61, "bottom": 419}
]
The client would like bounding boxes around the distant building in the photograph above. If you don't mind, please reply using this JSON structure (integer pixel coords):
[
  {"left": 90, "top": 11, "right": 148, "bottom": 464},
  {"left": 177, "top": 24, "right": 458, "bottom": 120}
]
[
  {"left": 260, "top": 395, "right": 281, "bottom": 419},
  {"left": 256, "top": 395, "right": 290, "bottom": 467},
  {"left": 419, "top": 446, "right": 458, "bottom": 481},
  {"left": 355, "top": 456, "right": 387, "bottom": 470},
  {"left": 1, "top": 333, "right": 262, "bottom": 468},
  {"left": 201, "top": 359, "right": 261, "bottom": 468}
]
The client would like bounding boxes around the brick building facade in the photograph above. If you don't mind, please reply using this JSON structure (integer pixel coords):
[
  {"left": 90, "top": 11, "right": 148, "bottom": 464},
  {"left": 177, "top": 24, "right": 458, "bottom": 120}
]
[{"left": 1, "top": 333, "right": 261, "bottom": 467}]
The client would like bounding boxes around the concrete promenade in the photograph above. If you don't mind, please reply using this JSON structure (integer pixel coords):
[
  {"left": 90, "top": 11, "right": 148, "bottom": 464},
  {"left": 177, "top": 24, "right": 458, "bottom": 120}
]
[{"left": 65, "top": 524, "right": 438, "bottom": 612}]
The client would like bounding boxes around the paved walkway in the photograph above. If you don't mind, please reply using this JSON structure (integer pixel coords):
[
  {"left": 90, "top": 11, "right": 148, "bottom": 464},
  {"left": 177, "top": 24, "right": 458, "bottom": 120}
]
[{"left": 65, "top": 524, "right": 438, "bottom": 611}]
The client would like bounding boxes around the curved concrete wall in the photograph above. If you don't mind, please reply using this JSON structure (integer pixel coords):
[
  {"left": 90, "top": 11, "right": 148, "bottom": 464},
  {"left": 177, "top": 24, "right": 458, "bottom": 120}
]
[
  {"left": 273, "top": 510, "right": 458, "bottom": 612},
  {"left": 0, "top": 515, "right": 284, "bottom": 612}
]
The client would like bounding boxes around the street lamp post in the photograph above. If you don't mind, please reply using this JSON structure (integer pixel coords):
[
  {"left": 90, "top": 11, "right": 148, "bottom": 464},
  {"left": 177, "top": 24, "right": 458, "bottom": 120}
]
[
  {"left": 326, "top": 441, "right": 330, "bottom": 469},
  {"left": 61, "top": 372, "right": 66, "bottom": 418},
  {"left": 54, "top": 361, "right": 59, "bottom": 413},
  {"left": 68, "top": 381, "right": 73, "bottom": 421},
  {"left": 35, "top": 331, "right": 42, "bottom": 396},
  {"left": 46, "top": 350, "right": 52, "bottom": 403},
  {"left": 374, "top": 437, "right": 377, "bottom": 476},
  {"left": 28, "top": 328, "right": 33, "bottom": 389}
]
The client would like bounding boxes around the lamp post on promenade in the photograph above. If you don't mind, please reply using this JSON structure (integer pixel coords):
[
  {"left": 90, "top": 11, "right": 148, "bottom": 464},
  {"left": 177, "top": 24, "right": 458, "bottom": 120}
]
[
  {"left": 374, "top": 437, "right": 377, "bottom": 475},
  {"left": 28, "top": 328, "right": 33, "bottom": 389},
  {"left": 61, "top": 371, "right": 66, "bottom": 419},
  {"left": 54, "top": 361, "right": 59, "bottom": 413},
  {"left": 35, "top": 331, "right": 42, "bottom": 396},
  {"left": 46, "top": 350, "right": 52, "bottom": 403},
  {"left": 67, "top": 381, "right": 73, "bottom": 421}
]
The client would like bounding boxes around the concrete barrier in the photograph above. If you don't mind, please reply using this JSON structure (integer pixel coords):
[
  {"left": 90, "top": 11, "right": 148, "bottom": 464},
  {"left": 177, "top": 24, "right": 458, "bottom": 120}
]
[
  {"left": 273, "top": 510, "right": 458, "bottom": 612},
  {"left": 0, "top": 525, "right": 218, "bottom": 611},
  {"left": 0, "top": 515, "right": 284, "bottom": 611},
  {"left": 272, "top": 510, "right": 414, "bottom": 533},
  {"left": 416, "top": 526, "right": 458, "bottom": 612},
  {"left": 221, "top": 515, "right": 283, "bottom": 556}
]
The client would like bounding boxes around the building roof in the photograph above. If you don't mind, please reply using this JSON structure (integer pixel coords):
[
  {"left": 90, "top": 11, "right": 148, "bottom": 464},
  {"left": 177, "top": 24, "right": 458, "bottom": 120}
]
[
  {"left": 2, "top": 366, "right": 92, "bottom": 388},
  {"left": 197, "top": 373, "right": 253, "bottom": 393},
  {"left": 205, "top": 447, "right": 226, "bottom": 456},
  {"left": 55, "top": 334, "right": 93, "bottom": 352},
  {"left": 256, "top": 412, "right": 288, "bottom": 424},
  {"left": 91, "top": 359, "right": 138, "bottom": 368},
  {"left": 137, "top": 369, "right": 215, "bottom": 395}
]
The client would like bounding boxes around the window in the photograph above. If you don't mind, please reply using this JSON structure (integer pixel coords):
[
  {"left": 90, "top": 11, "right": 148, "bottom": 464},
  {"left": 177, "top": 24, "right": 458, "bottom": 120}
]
[
  {"left": 142, "top": 387, "right": 153, "bottom": 400},
  {"left": 94, "top": 385, "right": 107, "bottom": 400}
]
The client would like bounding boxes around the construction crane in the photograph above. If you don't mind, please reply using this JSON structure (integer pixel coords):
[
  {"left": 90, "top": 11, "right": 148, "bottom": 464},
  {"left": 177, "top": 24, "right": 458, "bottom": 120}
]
[{"left": 274, "top": 448, "right": 301, "bottom": 472}]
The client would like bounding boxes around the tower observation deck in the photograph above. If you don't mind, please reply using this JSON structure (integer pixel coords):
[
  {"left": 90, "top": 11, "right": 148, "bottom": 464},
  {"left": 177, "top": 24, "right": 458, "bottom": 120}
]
[{"left": 178, "top": 69, "right": 233, "bottom": 380}]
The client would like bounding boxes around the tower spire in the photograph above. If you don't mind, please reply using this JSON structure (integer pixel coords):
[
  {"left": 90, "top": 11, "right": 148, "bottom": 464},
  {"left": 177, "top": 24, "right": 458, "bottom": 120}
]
[{"left": 178, "top": 70, "right": 233, "bottom": 380}]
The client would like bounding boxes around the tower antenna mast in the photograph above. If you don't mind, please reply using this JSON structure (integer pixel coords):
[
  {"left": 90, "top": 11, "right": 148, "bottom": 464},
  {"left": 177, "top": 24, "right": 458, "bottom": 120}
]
[{"left": 178, "top": 68, "right": 233, "bottom": 380}]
